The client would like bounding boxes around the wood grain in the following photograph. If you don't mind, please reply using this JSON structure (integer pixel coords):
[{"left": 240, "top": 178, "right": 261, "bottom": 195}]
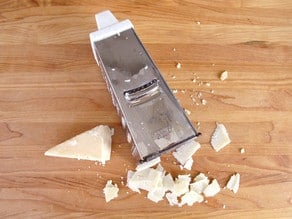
[{"left": 0, "top": 0, "right": 291, "bottom": 218}]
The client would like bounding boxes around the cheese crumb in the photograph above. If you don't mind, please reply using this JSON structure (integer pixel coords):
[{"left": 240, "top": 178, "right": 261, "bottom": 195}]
[
  {"left": 201, "top": 99, "right": 207, "bottom": 105},
  {"left": 172, "top": 89, "right": 178, "bottom": 94},
  {"left": 226, "top": 173, "right": 240, "bottom": 193},
  {"left": 203, "top": 179, "right": 221, "bottom": 197},
  {"left": 176, "top": 62, "right": 182, "bottom": 69},
  {"left": 220, "top": 70, "right": 228, "bottom": 81},
  {"left": 211, "top": 123, "right": 231, "bottom": 152},
  {"left": 103, "top": 180, "right": 119, "bottom": 202},
  {"left": 184, "top": 108, "right": 191, "bottom": 115},
  {"left": 240, "top": 148, "right": 245, "bottom": 154}
]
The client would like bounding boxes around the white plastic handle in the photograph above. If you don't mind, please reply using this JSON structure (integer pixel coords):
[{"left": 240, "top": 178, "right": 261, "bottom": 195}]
[
  {"left": 89, "top": 10, "right": 133, "bottom": 42},
  {"left": 95, "top": 10, "right": 118, "bottom": 30}
]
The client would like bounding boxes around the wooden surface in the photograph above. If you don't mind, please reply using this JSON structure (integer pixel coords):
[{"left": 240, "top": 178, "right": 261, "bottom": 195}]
[{"left": 0, "top": 0, "right": 291, "bottom": 218}]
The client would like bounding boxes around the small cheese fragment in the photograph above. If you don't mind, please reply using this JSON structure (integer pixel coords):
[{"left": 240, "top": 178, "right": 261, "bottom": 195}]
[
  {"left": 173, "top": 141, "right": 200, "bottom": 169},
  {"left": 44, "top": 125, "right": 114, "bottom": 164},
  {"left": 179, "top": 191, "right": 204, "bottom": 206},
  {"left": 173, "top": 175, "right": 191, "bottom": 196},
  {"left": 176, "top": 62, "right": 182, "bottom": 69},
  {"left": 163, "top": 173, "right": 175, "bottom": 192},
  {"left": 220, "top": 70, "right": 228, "bottom": 81},
  {"left": 165, "top": 192, "right": 179, "bottom": 206},
  {"left": 127, "top": 167, "right": 163, "bottom": 193},
  {"left": 203, "top": 179, "right": 221, "bottom": 197},
  {"left": 136, "top": 157, "right": 161, "bottom": 172},
  {"left": 211, "top": 123, "right": 231, "bottom": 152},
  {"left": 226, "top": 173, "right": 240, "bottom": 193},
  {"left": 183, "top": 158, "right": 193, "bottom": 170},
  {"left": 147, "top": 187, "right": 166, "bottom": 203},
  {"left": 240, "top": 148, "right": 245, "bottom": 154},
  {"left": 190, "top": 173, "right": 210, "bottom": 194},
  {"left": 103, "top": 180, "right": 119, "bottom": 202}
]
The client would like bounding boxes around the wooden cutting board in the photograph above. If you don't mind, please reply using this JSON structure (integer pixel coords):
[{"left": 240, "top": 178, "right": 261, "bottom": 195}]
[{"left": 0, "top": 1, "right": 291, "bottom": 218}]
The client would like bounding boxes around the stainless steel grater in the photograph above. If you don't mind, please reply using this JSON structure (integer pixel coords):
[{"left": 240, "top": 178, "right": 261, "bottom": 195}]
[{"left": 89, "top": 10, "right": 199, "bottom": 163}]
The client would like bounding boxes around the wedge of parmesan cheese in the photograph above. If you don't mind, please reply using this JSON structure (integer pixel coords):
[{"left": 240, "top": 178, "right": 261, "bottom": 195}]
[
  {"left": 203, "top": 179, "right": 221, "bottom": 197},
  {"left": 211, "top": 123, "right": 231, "bottom": 152},
  {"left": 173, "top": 141, "right": 200, "bottom": 169},
  {"left": 226, "top": 173, "right": 240, "bottom": 193},
  {"left": 44, "top": 125, "right": 114, "bottom": 164},
  {"left": 103, "top": 180, "right": 119, "bottom": 202},
  {"left": 179, "top": 191, "right": 204, "bottom": 207}
]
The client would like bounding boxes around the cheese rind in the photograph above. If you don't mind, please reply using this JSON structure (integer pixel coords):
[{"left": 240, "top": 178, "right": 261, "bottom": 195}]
[{"left": 44, "top": 125, "right": 113, "bottom": 164}]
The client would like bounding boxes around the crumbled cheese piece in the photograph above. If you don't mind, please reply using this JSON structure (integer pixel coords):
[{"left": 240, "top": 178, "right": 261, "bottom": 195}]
[
  {"left": 240, "top": 148, "right": 245, "bottom": 154},
  {"left": 103, "top": 180, "right": 119, "bottom": 202},
  {"left": 44, "top": 125, "right": 114, "bottom": 164},
  {"left": 223, "top": 204, "right": 226, "bottom": 209},
  {"left": 196, "top": 21, "right": 201, "bottom": 25},
  {"left": 163, "top": 173, "right": 175, "bottom": 191},
  {"left": 190, "top": 173, "right": 210, "bottom": 194},
  {"left": 127, "top": 168, "right": 163, "bottom": 192},
  {"left": 211, "top": 123, "right": 231, "bottom": 152},
  {"left": 166, "top": 192, "right": 179, "bottom": 206},
  {"left": 136, "top": 157, "right": 161, "bottom": 171},
  {"left": 192, "top": 78, "right": 197, "bottom": 83},
  {"left": 220, "top": 70, "right": 228, "bottom": 81},
  {"left": 184, "top": 108, "right": 191, "bottom": 115},
  {"left": 179, "top": 191, "right": 204, "bottom": 206},
  {"left": 205, "top": 82, "right": 211, "bottom": 86},
  {"left": 203, "top": 179, "right": 221, "bottom": 197},
  {"left": 226, "top": 173, "right": 240, "bottom": 193},
  {"left": 173, "top": 175, "right": 191, "bottom": 196},
  {"left": 126, "top": 170, "right": 140, "bottom": 193},
  {"left": 176, "top": 62, "right": 182, "bottom": 69},
  {"left": 172, "top": 75, "right": 176, "bottom": 79},
  {"left": 172, "top": 89, "right": 178, "bottom": 94},
  {"left": 147, "top": 187, "right": 166, "bottom": 203},
  {"left": 172, "top": 141, "right": 200, "bottom": 168},
  {"left": 183, "top": 158, "right": 193, "bottom": 170},
  {"left": 201, "top": 99, "right": 207, "bottom": 105}
]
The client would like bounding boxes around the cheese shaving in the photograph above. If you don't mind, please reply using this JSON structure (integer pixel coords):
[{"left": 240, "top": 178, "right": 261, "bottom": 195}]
[
  {"left": 226, "top": 173, "right": 240, "bottom": 193},
  {"left": 179, "top": 191, "right": 204, "bottom": 207},
  {"left": 211, "top": 123, "right": 231, "bottom": 152},
  {"left": 172, "top": 141, "right": 200, "bottom": 169},
  {"left": 103, "top": 180, "right": 119, "bottom": 202},
  {"left": 203, "top": 179, "right": 221, "bottom": 197}
]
